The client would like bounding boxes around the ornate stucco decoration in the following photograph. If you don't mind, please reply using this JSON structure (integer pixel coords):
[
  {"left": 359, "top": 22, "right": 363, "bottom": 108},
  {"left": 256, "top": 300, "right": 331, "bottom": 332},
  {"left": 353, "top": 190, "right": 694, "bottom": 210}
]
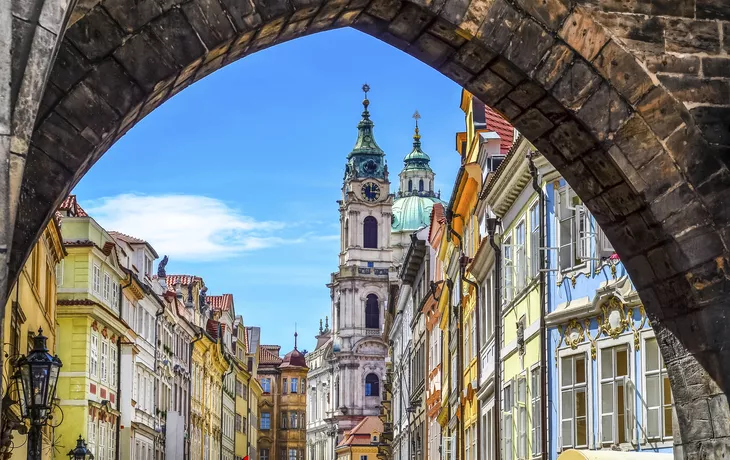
[
  {"left": 562, "top": 319, "right": 586, "bottom": 350},
  {"left": 599, "top": 296, "right": 630, "bottom": 339},
  {"left": 629, "top": 305, "right": 648, "bottom": 350}
]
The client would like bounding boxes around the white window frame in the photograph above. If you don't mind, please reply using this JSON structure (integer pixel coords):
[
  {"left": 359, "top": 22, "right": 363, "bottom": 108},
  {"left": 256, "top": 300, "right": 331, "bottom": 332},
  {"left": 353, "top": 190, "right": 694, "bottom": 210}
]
[
  {"left": 515, "top": 218, "right": 527, "bottom": 292},
  {"left": 597, "top": 337, "right": 635, "bottom": 447},
  {"left": 90, "top": 331, "right": 99, "bottom": 379},
  {"left": 517, "top": 374, "right": 527, "bottom": 460},
  {"left": 556, "top": 185, "right": 594, "bottom": 273},
  {"left": 530, "top": 365, "right": 541, "bottom": 458},
  {"left": 92, "top": 264, "right": 101, "bottom": 294},
  {"left": 100, "top": 338, "right": 109, "bottom": 383},
  {"left": 103, "top": 272, "right": 111, "bottom": 302},
  {"left": 503, "top": 235, "right": 514, "bottom": 304},
  {"left": 503, "top": 380, "right": 514, "bottom": 460},
  {"left": 641, "top": 331, "right": 674, "bottom": 445},
  {"left": 529, "top": 200, "right": 540, "bottom": 280},
  {"left": 558, "top": 348, "right": 591, "bottom": 451}
]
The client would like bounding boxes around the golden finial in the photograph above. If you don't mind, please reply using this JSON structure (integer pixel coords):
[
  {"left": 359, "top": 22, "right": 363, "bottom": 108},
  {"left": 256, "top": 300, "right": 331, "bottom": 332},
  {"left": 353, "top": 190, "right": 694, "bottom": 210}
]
[{"left": 413, "top": 110, "right": 421, "bottom": 140}]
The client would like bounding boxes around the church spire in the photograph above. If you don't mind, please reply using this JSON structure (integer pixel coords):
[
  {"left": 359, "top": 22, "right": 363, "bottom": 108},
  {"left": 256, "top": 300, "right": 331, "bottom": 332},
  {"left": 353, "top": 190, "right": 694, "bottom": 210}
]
[
  {"left": 344, "top": 84, "right": 387, "bottom": 181},
  {"left": 403, "top": 111, "right": 432, "bottom": 172}
]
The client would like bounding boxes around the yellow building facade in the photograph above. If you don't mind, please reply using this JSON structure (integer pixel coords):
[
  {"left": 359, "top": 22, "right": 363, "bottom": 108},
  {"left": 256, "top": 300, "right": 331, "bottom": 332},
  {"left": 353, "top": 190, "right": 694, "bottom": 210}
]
[
  {"left": 0, "top": 220, "right": 64, "bottom": 460},
  {"left": 55, "top": 197, "right": 128, "bottom": 460},
  {"left": 191, "top": 329, "right": 228, "bottom": 460},
  {"left": 335, "top": 416, "right": 383, "bottom": 460}
]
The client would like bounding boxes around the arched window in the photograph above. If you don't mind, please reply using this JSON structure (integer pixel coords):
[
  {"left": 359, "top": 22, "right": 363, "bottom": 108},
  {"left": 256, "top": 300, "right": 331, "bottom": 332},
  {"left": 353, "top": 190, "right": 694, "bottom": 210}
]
[
  {"left": 419, "top": 179, "right": 424, "bottom": 191},
  {"left": 365, "top": 294, "right": 379, "bottom": 329},
  {"left": 408, "top": 179, "right": 413, "bottom": 192},
  {"left": 363, "top": 216, "right": 378, "bottom": 249},
  {"left": 365, "top": 373, "right": 380, "bottom": 397},
  {"left": 344, "top": 219, "right": 349, "bottom": 248}
]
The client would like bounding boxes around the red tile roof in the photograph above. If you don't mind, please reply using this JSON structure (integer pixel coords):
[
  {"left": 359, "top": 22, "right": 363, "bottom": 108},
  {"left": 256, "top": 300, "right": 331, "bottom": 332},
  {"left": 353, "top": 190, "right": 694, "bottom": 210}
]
[
  {"left": 485, "top": 106, "right": 514, "bottom": 154},
  {"left": 165, "top": 275, "right": 202, "bottom": 286},
  {"left": 208, "top": 294, "right": 234, "bottom": 312},
  {"left": 259, "top": 345, "right": 282, "bottom": 365},
  {"left": 206, "top": 319, "right": 220, "bottom": 340},
  {"left": 58, "top": 195, "right": 88, "bottom": 217},
  {"left": 337, "top": 416, "right": 383, "bottom": 447},
  {"left": 108, "top": 231, "right": 147, "bottom": 244}
]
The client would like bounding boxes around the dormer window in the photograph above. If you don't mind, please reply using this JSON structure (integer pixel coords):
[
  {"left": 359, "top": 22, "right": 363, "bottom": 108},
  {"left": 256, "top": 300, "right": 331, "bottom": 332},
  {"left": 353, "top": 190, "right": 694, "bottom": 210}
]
[{"left": 144, "top": 253, "right": 153, "bottom": 278}]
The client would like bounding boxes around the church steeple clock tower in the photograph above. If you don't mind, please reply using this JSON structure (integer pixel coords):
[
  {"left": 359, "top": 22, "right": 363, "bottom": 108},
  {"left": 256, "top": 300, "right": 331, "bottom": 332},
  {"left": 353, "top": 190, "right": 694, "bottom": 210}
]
[{"left": 328, "top": 86, "right": 393, "bottom": 435}]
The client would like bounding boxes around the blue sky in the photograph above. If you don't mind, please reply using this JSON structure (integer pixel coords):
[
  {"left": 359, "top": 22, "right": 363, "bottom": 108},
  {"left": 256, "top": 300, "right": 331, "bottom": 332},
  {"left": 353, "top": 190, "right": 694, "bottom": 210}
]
[{"left": 73, "top": 27, "right": 464, "bottom": 352}]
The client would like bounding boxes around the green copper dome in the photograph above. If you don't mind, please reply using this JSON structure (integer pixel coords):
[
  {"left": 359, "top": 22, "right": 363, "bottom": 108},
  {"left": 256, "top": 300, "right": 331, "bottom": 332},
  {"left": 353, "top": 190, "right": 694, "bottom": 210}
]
[
  {"left": 344, "top": 90, "right": 387, "bottom": 181},
  {"left": 402, "top": 127, "right": 432, "bottom": 172},
  {"left": 391, "top": 195, "right": 445, "bottom": 232}
]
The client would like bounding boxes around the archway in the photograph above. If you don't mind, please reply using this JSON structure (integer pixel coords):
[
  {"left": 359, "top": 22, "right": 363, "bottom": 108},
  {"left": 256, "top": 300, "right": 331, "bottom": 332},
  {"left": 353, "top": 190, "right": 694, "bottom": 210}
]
[{"left": 3, "top": 0, "right": 730, "bottom": 457}]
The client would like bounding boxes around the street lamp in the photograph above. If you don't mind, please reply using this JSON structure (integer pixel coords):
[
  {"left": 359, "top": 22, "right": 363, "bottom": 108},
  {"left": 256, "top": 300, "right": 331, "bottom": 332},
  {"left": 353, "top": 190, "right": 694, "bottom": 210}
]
[
  {"left": 14, "top": 328, "right": 62, "bottom": 460},
  {"left": 67, "top": 435, "right": 94, "bottom": 460}
]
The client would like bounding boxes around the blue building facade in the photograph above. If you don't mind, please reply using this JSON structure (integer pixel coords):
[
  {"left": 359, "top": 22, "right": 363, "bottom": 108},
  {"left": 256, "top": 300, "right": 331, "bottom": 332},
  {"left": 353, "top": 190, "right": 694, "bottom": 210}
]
[{"left": 544, "top": 179, "right": 675, "bottom": 459}]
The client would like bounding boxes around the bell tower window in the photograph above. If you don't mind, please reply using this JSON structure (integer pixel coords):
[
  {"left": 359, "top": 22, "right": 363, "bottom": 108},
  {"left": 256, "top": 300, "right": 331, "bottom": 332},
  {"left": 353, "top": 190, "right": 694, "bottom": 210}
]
[
  {"left": 363, "top": 217, "right": 378, "bottom": 249},
  {"left": 419, "top": 179, "right": 424, "bottom": 192},
  {"left": 408, "top": 180, "right": 413, "bottom": 192},
  {"left": 365, "top": 294, "right": 379, "bottom": 329}
]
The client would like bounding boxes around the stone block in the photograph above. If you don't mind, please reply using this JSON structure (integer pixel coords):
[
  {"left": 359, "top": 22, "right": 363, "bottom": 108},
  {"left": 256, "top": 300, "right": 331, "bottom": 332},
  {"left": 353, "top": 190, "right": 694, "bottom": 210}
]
[
  {"left": 637, "top": 152, "right": 683, "bottom": 202},
  {"left": 697, "top": 0, "right": 730, "bottom": 20},
  {"left": 104, "top": 0, "right": 162, "bottom": 33},
  {"left": 532, "top": 43, "right": 573, "bottom": 90},
  {"left": 37, "top": 82, "right": 64, "bottom": 123},
  {"left": 725, "top": 23, "right": 730, "bottom": 53},
  {"left": 451, "top": 41, "right": 496, "bottom": 75},
  {"left": 702, "top": 57, "right": 730, "bottom": 78},
  {"left": 494, "top": 98, "right": 522, "bottom": 121},
  {"left": 559, "top": 9, "right": 609, "bottom": 61},
  {"left": 507, "top": 81, "right": 545, "bottom": 109},
  {"left": 696, "top": 170, "right": 730, "bottom": 226},
  {"left": 646, "top": 55, "right": 700, "bottom": 75},
  {"left": 636, "top": 86, "right": 684, "bottom": 141},
  {"left": 602, "top": 182, "right": 644, "bottom": 216},
  {"left": 623, "top": 254, "right": 657, "bottom": 288},
  {"left": 653, "top": 0, "right": 695, "bottom": 16},
  {"left": 678, "top": 226, "right": 725, "bottom": 270},
  {"left": 352, "top": 12, "right": 389, "bottom": 37},
  {"left": 439, "top": 60, "right": 474, "bottom": 87},
  {"left": 591, "top": 12, "right": 665, "bottom": 56},
  {"left": 217, "top": 0, "right": 256, "bottom": 31},
  {"left": 551, "top": 59, "right": 602, "bottom": 112},
  {"left": 55, "top": 81, "right": 119, "bottom": 144},
  {"left": 584, "top": 194, "right": 616, "bottom": 225},
  {"left": 50, "top": 42, "right": 91, "bottom": 92},
  {"left": 532, "top": 136, "right": 567, "bottom": 169},
  {"left": 659, "top": 75, "right": 730, "bottom": 105},
  {"left": 465, "top": 69, "right": 512, "bottom": 105},
  {"left": 388, "top": 3, "right": 434, "bottom": 42},
  {"left": 39, "top": 0, "right": 72, "bottom": 36},
  {"left": 460, "top": 0, "right": 493, "bottom": 37},
  {"left": 489, "top": 57, "right": 526, "bottom": 86},
  {"left": 428, "top": 19, "right": 467, "bottom": 48},
  {"left": 577, "top": 83, "right": 631, "bottom": 141},
  {"left": 251, "top": 0, "right": 293, "bottom": 21},
  {"left": 438, "top": 0, "right": 471, "bottom": 33},
  {"left": 647, "top": 243, "right": 682, "bottom": 280},
  {"left": 534, "top": 95, "right": 569, "bottom": 124},
  {"left": 476, "top": 0, "right": 522, "bottom": 54},
  {"left": 113, "top": 30, "right": 178, "bottom": 92},
  {"left": 664, "top": 19, "right": 721, "bottom": 54},
  {"left": 65, "top": 6, "right": 126, "bottom": 60},
  {"left": 333, "top": 8, "right": 362, "bottom": 27},
  {"left": 613, "top": 115, "right": 663, "bottom": 170},
  {"left": 181, "top": 0, "right": 237, "bottom": 49},
  {"left": 408, "top": 33, "right": 455, "bottom": 67},
  {"left": 313, "top": 0, "right": 348, "bottom": 22},
  {"left": 367, "top": 0, "right": 402, "bottom": 21},
  {"left": 561, "top": 159, "right": 603, "bottom": 200},
  {"left": 512, "top": 108, "right": 554, "bottom": 139},
  {"left": 504, "top": 18, "right": 554, "bottom": 74},
  {"left": 548, "top": 120, "right": 596, "bottom": 160},
  {"left": 578, "top": 0, "right": 650, "bottom": 14},
  {"left": 667, "top": 124, "right": 723, "bottom": 189},
  {"left": 513, "top": 0, "right": 568, "bottom": 31},
  {"left": 32, "top": 112, "right": 94, "bottom": 169},
  {"left": 85, "top": 59, "right": 146, "bottom": 116},
  {"left": 592, "top": 40, "right": 653, "bottom": 105},
  {"left": 582, "top": 149, "right": 623, "bottom": 188},
  {"left": 690, "top": 106, "right": 730, "bottom": 145},
  {"left": 650, "top": 183, "right": 695, "bottom": 222}
]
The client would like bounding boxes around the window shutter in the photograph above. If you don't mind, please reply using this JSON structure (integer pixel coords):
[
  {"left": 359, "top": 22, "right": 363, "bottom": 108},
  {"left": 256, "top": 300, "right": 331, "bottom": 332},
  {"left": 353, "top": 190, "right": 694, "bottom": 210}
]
[{"left": 625, "top": 377, "right": 637, "bottom": 444}]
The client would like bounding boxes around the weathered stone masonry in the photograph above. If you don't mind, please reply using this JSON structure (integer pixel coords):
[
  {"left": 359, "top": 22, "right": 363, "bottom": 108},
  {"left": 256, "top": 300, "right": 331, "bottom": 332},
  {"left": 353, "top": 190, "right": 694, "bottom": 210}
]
[{"left": 1, "top": 0, "right": 729, "bottom": 457}]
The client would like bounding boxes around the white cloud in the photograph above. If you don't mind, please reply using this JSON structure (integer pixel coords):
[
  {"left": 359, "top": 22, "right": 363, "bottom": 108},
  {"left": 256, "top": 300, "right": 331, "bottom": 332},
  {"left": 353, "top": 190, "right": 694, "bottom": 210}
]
[{"left": 83, "top": 193, "right": 328, "bottom": 261}]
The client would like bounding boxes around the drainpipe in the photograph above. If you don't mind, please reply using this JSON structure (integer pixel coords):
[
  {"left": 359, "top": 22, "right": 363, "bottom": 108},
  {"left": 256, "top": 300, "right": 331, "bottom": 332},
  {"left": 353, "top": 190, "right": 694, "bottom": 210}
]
[
  {"left": 446, "top": 212, "right": 465, "bottom": 460},
  {"left": 461, "top": 257, "right": 480, "bottom": 460},
  {"left": 486, "top": 217, "right": 502, "bottom": 460},
  {"left": 117, "top": 276, "right": 133, "bottom": 460},
  {"left": 528, "top": 153, "right": 548, "bottom": 460},
  {"left": 154, "top": 297, "right": 165, "bottom": 456}
]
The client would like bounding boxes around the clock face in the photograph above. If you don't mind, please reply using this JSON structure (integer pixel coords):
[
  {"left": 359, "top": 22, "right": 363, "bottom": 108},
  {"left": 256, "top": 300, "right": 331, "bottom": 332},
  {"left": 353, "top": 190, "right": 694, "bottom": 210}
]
[{"left": 361, "top": 182, "right": 381, "bottom": 202}]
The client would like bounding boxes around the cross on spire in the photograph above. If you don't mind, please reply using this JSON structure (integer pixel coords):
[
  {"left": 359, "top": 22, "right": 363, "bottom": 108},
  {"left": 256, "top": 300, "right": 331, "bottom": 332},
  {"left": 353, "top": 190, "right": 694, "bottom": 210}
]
[
  {"left": 294, "top": 323, "right": 298, "bottom": 350},
  {"left": 413, "top": 110, "right": 422, "bottom": 142}
]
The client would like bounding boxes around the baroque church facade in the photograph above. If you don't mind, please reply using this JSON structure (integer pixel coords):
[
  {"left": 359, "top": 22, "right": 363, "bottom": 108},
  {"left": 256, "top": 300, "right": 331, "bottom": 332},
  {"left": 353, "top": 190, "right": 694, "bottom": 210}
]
[{"left": 305, "top": 88, "right": 444, "bottom": 460}]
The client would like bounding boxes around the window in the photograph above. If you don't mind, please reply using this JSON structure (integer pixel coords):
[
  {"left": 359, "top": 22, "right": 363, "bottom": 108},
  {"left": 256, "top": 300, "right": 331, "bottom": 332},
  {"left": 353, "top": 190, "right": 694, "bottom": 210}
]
[
  {"left": 260, "top": 378, "right": 271, "bottom": 393},
  {"left": 291, "top": 378, "right": 298, "bottom": 394},
  {"left": 517, "top": 376, "right": 527, "bottom": 459},
  {"left": 503, "top": 236, "right": 514, "bottom": 303},
  {"left": 419, "top": 179, "right": 424, "bottom": 192},
  {"left": 529, "top": 202, "right": 540, "bottom": 279},
  {"left": 408, "top": 179, "right": 413, "bottom": 192},
  {"left": 283, "top": 378, "right": 288, "bottom": 395},
  {"left": 441, "top": 435, "right": 454, "bottom": 460},
  {"left": 260, "top": 449, "right": 269, "bottom": 460},
  {"left": 260, "top": 412, "right": 271, "bottom": 430},
  {"left": 88, "top": 419, "right": 96, "bottom": 457},
  {"left": 103, "top": 273, "right": 111, "bottom": 302},
  {"left": 481, "top": 273, "right": 494, "bottom": 344},
  {"left": 290, "top": 411, "right": 297, "bottom": 429},
  {"left": 515, "top": 220, "right": 526, "bottom": 290},
  {"left": 289, "top": 449, "right": 297, "bottom": 460},
  {"left": 600, "top": 345, "right": 633, "bottom": 446},
  {"left": 560, "top": 354, "right": 588, "bottom": 449},
  {"left": 100, "top": 339, "right": 109, "bottom": 383},
  {"left": 365, "top": 373, "right": 379, "bottom": 397},
  {"left": 504, "top": 382, "right": 514, "bottom": 460},
  {"left": 365, "top": 294, "right": 379, "bottom": 329},
  {"left": 93, "top": 264, "right": 101, "bottom": 293},
  {"left": 363, "top": 216, "right": 378, "bottom": 249},
  {"left": 90, "top": 332, "right": 99, "bottom": 378},
  {"left": 645, "top": 337, "right": 673, "bottom": 441},
  {"left": 556, "top": 186, "right": 593, "bottom": 271},
  {"left": 465, "top": 428, "right": 471, "bottom": 460},
  {"left": 531, "top": 368, "right": 541, "bottom": 457},
  {"left": 361, "top": 456, "right": 368, "bottom": 460}
]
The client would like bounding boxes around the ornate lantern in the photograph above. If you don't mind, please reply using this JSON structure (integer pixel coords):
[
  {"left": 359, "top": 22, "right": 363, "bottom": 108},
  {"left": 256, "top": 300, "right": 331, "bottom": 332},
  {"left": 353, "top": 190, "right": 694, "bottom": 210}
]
[{"left": 67, "top": 435, "right": 94, "bottom": 460}]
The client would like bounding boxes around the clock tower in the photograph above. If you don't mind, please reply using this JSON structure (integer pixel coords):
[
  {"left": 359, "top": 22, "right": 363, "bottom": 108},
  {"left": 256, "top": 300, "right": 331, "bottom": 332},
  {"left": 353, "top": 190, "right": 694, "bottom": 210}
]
[{"left": 328, "top": 85, "right": 394, "bottom": 435}]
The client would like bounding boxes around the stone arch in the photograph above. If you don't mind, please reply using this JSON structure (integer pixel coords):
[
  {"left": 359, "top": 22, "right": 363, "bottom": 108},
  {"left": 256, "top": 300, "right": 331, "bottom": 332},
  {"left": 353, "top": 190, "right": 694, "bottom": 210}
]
[{"left": 2, "top": 0, "right": 729, "bottom": 456}]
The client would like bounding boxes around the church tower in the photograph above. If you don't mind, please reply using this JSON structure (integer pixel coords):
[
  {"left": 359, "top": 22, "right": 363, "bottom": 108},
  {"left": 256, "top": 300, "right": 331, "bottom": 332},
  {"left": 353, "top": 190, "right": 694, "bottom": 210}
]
[{"left": 328, "top": 85, "right": 394, "bottom": 435}]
